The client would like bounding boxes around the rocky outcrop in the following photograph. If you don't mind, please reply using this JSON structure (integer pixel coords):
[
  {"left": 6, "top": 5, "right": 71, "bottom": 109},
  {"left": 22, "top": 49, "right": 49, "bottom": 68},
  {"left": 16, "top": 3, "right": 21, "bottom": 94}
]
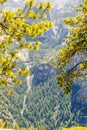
[{"left": 30, "top": 64, "right": 59, "bottom": 86}]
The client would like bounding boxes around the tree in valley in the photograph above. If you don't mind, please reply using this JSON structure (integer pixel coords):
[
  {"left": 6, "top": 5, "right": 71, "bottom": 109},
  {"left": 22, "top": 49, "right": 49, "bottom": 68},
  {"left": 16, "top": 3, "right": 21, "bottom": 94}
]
[
  {"left": 56, "top": 0, "right": 87, "bottom": 94},
  {"left": 0, "top": 0, "right": 53, "bottom": 86}
]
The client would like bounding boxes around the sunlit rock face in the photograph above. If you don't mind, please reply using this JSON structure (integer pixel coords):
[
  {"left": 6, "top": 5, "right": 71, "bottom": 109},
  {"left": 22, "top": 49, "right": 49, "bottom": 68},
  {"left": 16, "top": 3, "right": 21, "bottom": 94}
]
[{"left": 17, "top": 49, "right": 29, "bottom": 62}]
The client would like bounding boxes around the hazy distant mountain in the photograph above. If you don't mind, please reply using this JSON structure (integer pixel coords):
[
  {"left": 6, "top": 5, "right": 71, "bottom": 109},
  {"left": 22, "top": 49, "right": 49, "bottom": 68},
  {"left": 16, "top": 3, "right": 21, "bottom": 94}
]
[
  {"left": 4, "top": 0, "right": 81, "bottom": 41},
  {"left": 4, "top": 0, "right": 81, "bottom": 11}
]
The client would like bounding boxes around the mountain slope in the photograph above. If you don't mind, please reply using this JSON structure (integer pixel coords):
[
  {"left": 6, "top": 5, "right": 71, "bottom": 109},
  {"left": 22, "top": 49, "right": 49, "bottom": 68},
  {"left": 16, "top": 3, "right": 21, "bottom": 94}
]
[
  {"left": 0, "top": 77, "right": 80, "bottom": 130},
  {"left": 0, "top": 0, "right": 84, "bottom": 130}
]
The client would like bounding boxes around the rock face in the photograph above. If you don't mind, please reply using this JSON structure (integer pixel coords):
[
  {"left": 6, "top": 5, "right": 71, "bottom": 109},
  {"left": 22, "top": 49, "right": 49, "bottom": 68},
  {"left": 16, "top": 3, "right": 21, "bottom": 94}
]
[{"left": 30, "top": 64, "right": 59, "bottom": 86}]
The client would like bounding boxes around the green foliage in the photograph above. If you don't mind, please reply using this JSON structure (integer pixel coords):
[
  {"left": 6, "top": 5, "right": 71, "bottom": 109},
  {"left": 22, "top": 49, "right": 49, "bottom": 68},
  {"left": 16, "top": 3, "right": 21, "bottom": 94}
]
[
  {"left": 56, "top": 0, "right": 87, "bottom": 93},
  {"left": 0, "top": 119, "right": 12, "bottom": 128},
  {"left": 0, "top": 0, "right": 7, "bottom": 5},
  {"left": 14, "top": 123, "right": 19, "bottom": 130},
  {"left": 0, "top": 0, "right": 53, "bottom": 86},
  {"left": 4, "top": 120, "right": 9, "bottom": 128}
]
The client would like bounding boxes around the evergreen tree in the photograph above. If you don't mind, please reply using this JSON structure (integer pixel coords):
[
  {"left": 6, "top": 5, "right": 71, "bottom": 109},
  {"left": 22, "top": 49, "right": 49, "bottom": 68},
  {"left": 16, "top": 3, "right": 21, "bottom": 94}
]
[
  {"left": 14, "top": 123, "right": 19, "bottom": 130},
  {"left": 56, "top": 0, "right": 87, "bottom": 94},
  {"left": 0, "top": 0, "right": 53, "bottom": 86},
  {"left": 4, "top": 120, "right": 8, "bottom": 128}
]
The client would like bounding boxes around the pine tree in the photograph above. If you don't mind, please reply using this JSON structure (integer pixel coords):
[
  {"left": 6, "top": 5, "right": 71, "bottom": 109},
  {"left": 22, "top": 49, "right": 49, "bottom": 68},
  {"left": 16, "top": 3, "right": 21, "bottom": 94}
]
[
  {"left": 56, "top": 0, "right": 87, "bottom": 94},
  {"left": 14, "top": 123, "right": 19, "bottom": 130},
  {"left": 0, "top": 0, "right": 53, "bottom": 86},
  {"left": 4, "top": 120, "right": 8, "bottom": 128}
]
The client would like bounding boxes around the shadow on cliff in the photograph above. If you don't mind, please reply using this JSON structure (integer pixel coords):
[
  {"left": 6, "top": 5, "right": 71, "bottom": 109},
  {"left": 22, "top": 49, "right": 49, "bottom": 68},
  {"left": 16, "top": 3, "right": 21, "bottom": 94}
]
[
  {"left": 71, "top": 83, "right": 87, "bottom": 126},
  {"left": 30, "top": 64, "right": 59, "bottom": 86}
]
